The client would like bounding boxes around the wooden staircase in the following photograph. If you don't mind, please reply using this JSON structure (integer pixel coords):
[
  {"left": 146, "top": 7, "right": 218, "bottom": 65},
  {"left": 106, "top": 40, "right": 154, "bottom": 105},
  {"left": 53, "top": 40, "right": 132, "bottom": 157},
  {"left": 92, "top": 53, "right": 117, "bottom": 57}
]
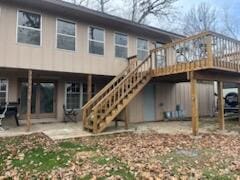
[
  {"left": 82, "top": 55, "right": 153, "bottom": 133},
  {"left": 82, "top": 31, "right": 240, "bottom": 134}
]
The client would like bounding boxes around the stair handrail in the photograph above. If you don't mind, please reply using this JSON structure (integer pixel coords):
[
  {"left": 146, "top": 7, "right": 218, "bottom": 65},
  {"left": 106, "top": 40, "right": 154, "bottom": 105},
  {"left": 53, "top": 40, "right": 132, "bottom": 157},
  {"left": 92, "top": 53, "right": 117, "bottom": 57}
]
[
  {"left": 92, "top": 54, "right": 152, "bottom": 114},
  {"left": 83, "top": 56, "right": 138, "bottom": 108},
  {"left": 82, "top": 56, "right": 138, "bottom": 110},
  {"left": 82, "top": 56, "right": 138, "bottom": 125}
]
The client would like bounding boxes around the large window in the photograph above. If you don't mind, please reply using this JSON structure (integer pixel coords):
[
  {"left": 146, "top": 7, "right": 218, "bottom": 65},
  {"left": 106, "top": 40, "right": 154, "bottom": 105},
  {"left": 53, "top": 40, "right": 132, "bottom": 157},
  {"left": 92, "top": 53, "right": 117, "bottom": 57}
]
[
  {"left": 0, "top": 79, "right": 8, "bottom": 104},
  {"left": 65, "top": 82, "right": 81, "bottom": 109},
  {"left": 137, "top": 38, "right": 148, "bottom": 60},
  {"left": 57, "top": 19, "right": 76, "bottom": 51},
  {"left": 89, "top": 26, "right": 104, "bottom": 55},
  {"left": 17, "top": 10, "right": 41, "bottom": 46},
  {"left": 115, "top": 33, "right": 128, "bottom": 58}
]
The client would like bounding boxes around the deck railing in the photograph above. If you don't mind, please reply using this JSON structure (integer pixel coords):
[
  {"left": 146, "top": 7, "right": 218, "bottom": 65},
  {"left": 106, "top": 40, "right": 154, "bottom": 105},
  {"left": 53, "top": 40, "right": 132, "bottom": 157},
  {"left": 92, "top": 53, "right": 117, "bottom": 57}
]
[
  {"left": 212, "top": 32, "right": 240, "bottom": 71},
  {"left": 152, "top": 32, "right": 240, "bottom": 76}
]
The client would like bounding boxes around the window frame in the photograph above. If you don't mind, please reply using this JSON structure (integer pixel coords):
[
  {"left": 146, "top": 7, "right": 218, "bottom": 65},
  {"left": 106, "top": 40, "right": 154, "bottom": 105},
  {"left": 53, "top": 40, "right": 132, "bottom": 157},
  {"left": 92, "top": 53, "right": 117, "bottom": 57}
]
[
  {"left": 64, "top": 82, "right": 82, "bottom": 110},
  {"left": 114, "top": 32, "right": 128, "bottom": 59},
  {"left": 88, "top": 26, "right": 105, "bottom": 56},
  {"left": 0, "top": 78, "right": 8, "bottom": 104},
  {"left": 136, "top": 37, "right": 149, "bottom": 60},
  {"left": 16, "top": 9, "right": 42, "bottom": 47},
  {"left": 56, "top": 18, "right": 77, "bottom": 52}
]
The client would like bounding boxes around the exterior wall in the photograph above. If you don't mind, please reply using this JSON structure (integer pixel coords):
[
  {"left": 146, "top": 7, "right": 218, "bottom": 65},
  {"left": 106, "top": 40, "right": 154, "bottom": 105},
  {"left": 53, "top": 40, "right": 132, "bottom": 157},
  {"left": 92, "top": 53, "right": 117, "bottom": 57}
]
[
  {"left": 127, "top": 82, "right": 215, "bottom": 123},
  {"left": 0, "top": 3, "right": 215, "bottom": 124},
  {"left": 1, "top": 69, "right": 214, "bottom": 123},
  {"left": 0, "top": 2, "right": 156, "bottom": 76}
]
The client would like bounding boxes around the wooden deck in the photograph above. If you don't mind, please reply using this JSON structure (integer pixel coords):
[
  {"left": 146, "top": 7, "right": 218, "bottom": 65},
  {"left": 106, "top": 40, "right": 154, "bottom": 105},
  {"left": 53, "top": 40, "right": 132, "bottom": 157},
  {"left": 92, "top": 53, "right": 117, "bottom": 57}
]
[
  {"left": 82, "top": 31, "right": 240, "bottom": 135},
  {"left": 152, "top": 32, "right": 240, "bottom": 78}
]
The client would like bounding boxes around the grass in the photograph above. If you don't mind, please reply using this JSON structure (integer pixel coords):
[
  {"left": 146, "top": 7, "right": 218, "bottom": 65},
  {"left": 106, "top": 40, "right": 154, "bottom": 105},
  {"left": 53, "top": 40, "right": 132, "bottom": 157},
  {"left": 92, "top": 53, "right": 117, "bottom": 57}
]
[
  {"left": 109, "top": 168, "right": 135, "bottom": 180},
  {"left": 58, "top": 141, "right": 98, "bottom": 152},
  {"left": 90, "top": 156, "right": 135, "bottom": 179},
  {"left": 91, "top": 156, "right": 120, "bottom": 165},
  {"left": 0, "top": 136, "right": 134, "bottom": 179},
  {"left": 202, "top": 169, "right": 233, "bottom": 180},
  {"left": 12, "top": 147, "right": 71, "bottom": 172},
  {"left": 158, "top": 148, "right": 239, "bottom": 178},
  {"left": 0, "top": 132, "right": 239, "bottom": 179}
]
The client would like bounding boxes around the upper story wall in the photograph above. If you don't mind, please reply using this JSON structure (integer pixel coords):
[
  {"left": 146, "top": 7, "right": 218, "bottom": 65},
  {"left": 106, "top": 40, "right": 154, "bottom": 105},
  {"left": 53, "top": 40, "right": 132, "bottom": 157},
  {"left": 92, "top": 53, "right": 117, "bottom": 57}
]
[{"left": 0, "top": 2, "right": 160, "bottom": 76}]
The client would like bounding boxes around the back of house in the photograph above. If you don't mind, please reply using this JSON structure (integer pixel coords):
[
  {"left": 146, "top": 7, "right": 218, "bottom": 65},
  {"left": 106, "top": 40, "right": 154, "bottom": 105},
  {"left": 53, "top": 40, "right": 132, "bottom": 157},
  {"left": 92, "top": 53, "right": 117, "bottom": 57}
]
[{"left": 0, "top": 0, "right": 215, "bottom": 132}]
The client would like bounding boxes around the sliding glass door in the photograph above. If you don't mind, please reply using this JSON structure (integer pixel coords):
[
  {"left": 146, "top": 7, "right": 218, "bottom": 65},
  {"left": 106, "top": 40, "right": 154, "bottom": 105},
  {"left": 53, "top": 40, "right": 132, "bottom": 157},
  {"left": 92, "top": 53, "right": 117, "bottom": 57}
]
[{"left": 19, "top": 81, "right": 56, "bottom": 119}]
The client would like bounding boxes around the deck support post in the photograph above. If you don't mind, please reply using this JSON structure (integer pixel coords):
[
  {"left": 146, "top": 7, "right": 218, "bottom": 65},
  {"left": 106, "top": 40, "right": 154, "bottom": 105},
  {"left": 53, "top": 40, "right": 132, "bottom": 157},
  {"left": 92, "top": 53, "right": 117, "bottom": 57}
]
[
  {"left": 217, "top": 81, "right": 225, "bottom": 130},
  {"left": 124, "top": 107, "right": 129, "bottom": 130},
  {"left": 190, "top": 72, "right": 199, "bottom": 136},
  {"left": 238, "top": 85, "right": 240, "bottom": 124},
  {"left": 87, "top": 74, "right": 92, "bottom": 101},
  {"left": 207, "top": 35, "right": 213, "bottom": 67},
  {"left": 26, "top": 69, "right": 32, "bottom": 132}
]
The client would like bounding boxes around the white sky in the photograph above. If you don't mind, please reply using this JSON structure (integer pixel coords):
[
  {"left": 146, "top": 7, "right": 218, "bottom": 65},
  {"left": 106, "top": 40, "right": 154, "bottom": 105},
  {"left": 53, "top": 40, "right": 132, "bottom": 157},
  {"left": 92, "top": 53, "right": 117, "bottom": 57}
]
[{"left": 66, "top": 0, "right": 240, "bottom": 33}]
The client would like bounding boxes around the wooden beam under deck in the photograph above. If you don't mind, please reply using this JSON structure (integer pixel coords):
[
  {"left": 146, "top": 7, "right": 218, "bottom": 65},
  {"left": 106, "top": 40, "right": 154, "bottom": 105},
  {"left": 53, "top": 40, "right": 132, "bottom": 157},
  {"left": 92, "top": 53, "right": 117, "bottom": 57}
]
[
  {"left": 238, "top": 85, "right": 240, "bottom": 124},
  {"left": 217, "top": 81, "right": 225, "bottom": 130},
  {"left": 194, "top": 70, "right": 240, "bottom": 84},
  {"left": 190, "top": 72, "right": 199, "bottom": 136},
  {"left": 87, "top": 74, "right": 92, "bottom": 101},
  {"left": 26, "top": 70, "right": 32, "bottom": 132}
]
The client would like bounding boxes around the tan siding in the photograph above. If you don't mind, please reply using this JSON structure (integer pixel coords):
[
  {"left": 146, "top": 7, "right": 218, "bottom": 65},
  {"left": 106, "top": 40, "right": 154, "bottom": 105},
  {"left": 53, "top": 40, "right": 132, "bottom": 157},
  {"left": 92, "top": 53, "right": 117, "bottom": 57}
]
[
  {"left": 128, "top": 91, "right": 144, "bottom": 123},
  {"left": 0, "top": 3, "right": 155, "bottom": 76},
  {"left": 128, "top": 82, "right": 215, "bottom": 123}
]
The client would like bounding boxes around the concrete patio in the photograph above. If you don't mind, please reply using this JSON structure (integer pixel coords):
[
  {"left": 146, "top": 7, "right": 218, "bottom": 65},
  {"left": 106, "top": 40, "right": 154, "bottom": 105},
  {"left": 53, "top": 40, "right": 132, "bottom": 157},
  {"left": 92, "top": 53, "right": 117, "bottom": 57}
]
[{"left": 0, "top": 117, "right": 239, "bottom": 140}]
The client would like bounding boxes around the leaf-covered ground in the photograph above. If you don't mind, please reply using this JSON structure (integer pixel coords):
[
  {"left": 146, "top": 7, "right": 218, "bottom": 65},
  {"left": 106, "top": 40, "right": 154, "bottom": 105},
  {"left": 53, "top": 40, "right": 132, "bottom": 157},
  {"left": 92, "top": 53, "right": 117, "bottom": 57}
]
[{"left": 0, "top": 132, "right": 239, "bottom": 179}]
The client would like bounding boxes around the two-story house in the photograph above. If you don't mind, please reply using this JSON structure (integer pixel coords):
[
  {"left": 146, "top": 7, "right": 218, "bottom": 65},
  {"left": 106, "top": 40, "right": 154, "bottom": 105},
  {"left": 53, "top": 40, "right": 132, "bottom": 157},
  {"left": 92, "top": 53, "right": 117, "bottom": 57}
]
[{"left": 3, "top": 0, "right": 234, "bottom": 135}]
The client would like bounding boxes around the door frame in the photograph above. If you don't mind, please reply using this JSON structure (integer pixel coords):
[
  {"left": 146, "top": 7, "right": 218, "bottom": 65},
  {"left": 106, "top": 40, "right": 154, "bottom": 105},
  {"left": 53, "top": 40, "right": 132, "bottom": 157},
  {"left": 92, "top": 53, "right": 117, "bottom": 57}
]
[{"left": 18, "top": 79, "right": 57, "bottom": 119}]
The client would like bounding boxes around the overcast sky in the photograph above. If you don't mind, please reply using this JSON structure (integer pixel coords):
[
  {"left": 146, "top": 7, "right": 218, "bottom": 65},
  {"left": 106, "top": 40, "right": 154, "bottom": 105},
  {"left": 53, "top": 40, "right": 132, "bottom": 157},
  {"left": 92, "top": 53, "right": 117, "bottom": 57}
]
[
  {"left": 66, "top": 0, "right": 240, "bottom": 34},
  {"left": 146, "top": 0, "right": 240, "bottom": 32},
  {"left": 176, "top": 0, "right": 240, "bottom": 16}
]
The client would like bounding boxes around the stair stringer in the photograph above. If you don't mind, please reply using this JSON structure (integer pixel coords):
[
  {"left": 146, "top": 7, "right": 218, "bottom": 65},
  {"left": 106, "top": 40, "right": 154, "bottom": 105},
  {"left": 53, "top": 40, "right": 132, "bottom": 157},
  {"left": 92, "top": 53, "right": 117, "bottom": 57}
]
[{"left": 96, "top": 75, "right": 152, "bottom": 133}]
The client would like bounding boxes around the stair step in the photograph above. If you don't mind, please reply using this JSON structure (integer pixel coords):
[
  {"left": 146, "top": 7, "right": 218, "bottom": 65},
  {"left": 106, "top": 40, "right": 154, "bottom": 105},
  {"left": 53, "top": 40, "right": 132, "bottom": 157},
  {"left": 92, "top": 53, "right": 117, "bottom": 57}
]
[
  {"left": 83, "top": 67, "right": 152, "bottom": 134},
  {"left": 117, "top": 104, "right": 123, "bottom": 109},
  {"left": 84, "top": 125, "right": 93, "bottom": 130}
]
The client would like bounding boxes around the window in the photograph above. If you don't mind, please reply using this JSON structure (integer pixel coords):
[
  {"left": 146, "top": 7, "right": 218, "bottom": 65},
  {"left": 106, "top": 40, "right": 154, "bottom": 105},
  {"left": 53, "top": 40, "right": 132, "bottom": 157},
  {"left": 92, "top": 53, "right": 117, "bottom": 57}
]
[
  {"left": 137, "top": 38, "right": 148, "bottom": 60},
  {"left": 17, "top": 10, "right": 41, "bottom": 46},
  {"left": 57, "top": 19, "right": 76, "bottom": 51},
  {"left": 115, "top": 33, "right": 128, "bottom": 58},
  {"left": 65, "top": 82, "right": 81, "bottom": 109},
  {"left": 0, "top": 79, "right": 8, "bottom": 104},
  {"left": 89, "top": 26, "right": 104, "bottom": 55},
  {"left": 155, "top": 42, "right": 165, "bottom": 67}
]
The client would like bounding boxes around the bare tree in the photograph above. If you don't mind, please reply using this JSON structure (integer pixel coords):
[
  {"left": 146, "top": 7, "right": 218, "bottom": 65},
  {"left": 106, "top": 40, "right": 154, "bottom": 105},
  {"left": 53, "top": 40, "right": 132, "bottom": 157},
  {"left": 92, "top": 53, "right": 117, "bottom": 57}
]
[
  {"left": 222, "top": 9, "right": 240, "bottom": 39},
  {"left": 181, "top": 2, "right": 218, "bottom": 35},
  {"left": 95, "top": 0, "right": 111, "bottom": 12},
  {"left": 124, "top": 0, "right": 177, "bottom": 24}
]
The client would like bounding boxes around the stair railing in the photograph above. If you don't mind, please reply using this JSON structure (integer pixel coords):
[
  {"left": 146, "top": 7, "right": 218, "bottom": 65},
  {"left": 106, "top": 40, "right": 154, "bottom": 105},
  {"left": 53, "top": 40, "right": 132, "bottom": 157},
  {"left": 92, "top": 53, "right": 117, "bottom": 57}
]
[
  {"left": 82, "top": 56, "right": 138, "bottom": 128},
  {"left": 91, "top": 54, "right": 153, "bottom": 132}
]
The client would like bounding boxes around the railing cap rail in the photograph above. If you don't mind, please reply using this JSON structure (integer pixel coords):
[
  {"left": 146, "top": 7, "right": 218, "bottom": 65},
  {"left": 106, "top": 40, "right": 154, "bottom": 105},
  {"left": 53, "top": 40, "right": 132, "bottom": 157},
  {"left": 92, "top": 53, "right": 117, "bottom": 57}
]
[
  {"left": 81, "top": 65, "right": 129, "bottom": 110},
  {"left": 92, "top": 55, "right": 151, "bottom": 111},
  {"left": 151, "top": 31, "right": 240, "bottom": 53},
  {"left": 81, "top": 55, "right": 137, "bottom": 111}
]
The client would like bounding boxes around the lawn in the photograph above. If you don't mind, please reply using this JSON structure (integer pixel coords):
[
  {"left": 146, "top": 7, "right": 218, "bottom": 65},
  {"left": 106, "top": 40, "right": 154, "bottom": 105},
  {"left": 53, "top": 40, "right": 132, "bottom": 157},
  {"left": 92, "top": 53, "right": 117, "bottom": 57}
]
[{"left": 0, "top": 132, "right": 239, "bottom": 179}]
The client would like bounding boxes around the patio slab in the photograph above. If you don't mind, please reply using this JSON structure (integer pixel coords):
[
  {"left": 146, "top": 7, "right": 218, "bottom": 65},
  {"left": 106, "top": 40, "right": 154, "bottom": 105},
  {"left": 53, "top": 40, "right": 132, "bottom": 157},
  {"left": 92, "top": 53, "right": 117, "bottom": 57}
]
[{"left": 0, "top": 117, "right": 238, "bottom": 140}]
